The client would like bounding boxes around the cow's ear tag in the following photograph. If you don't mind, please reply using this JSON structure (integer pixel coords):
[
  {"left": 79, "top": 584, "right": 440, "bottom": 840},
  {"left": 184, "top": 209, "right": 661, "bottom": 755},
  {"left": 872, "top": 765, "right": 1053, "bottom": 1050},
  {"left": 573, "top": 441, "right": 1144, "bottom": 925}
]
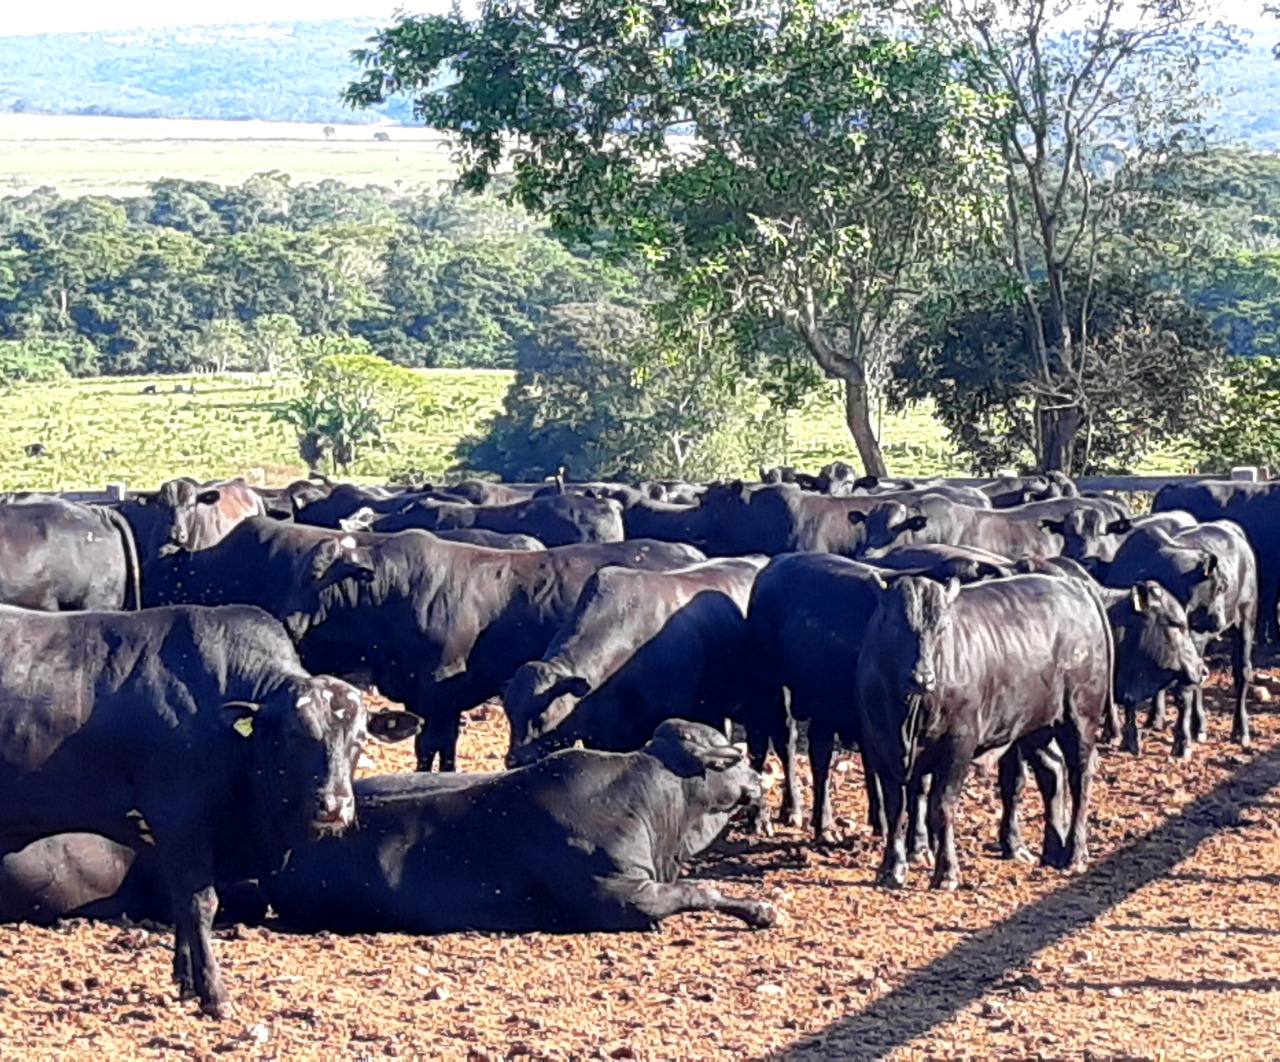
[{"left": 233, "top": 717, "right": 255, "bottom": 738}]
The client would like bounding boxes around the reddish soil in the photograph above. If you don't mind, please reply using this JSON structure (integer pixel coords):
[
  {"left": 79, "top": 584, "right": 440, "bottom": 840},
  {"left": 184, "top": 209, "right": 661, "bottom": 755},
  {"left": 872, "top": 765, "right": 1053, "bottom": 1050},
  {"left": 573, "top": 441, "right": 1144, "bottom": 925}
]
[{"left": 3, "top": 675, "right": 1280, "bottom": 1060}]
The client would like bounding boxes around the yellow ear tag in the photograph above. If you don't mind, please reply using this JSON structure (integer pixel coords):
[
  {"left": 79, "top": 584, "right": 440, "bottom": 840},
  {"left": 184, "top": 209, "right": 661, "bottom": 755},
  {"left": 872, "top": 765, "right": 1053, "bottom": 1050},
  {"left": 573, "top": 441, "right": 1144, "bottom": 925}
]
[{"left": 233, "top": 717, "right": 255, "bottom": 738}]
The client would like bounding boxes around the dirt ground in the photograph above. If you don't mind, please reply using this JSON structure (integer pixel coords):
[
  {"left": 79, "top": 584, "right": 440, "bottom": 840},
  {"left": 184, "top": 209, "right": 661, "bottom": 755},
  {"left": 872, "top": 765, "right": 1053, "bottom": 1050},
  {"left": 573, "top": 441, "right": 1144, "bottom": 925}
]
[{"left": 3, "top": 672, "right": 1280, "bottom": 1061}]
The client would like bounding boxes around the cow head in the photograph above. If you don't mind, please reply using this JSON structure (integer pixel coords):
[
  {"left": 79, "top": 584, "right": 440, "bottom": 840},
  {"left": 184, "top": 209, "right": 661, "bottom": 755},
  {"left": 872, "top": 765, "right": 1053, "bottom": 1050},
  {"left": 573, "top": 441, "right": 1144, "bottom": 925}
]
[
  {"left": 645, "top": 720, "right": 762, "bottom": 848},
  {"left": 1180, "top": 550, "right": 1229, "bottom": 635},
  {"left": 504, "top": 662, "right": 592, "bottom": 767},
  {"left": 850, "top": 502, "right": 928, "bottom": 557},
  {"left": 280, "top": 534, "right": 378, "bottom": 639},
  {"left": 1109, "top": 580, "right": 1208, "bottom": 706},
  {"left": 1040, "top": 508, "right": 1111, "bottom": 563},
  {"left": 873, "top": 575, "right": 960, "bottom": 697},
  {"left": 236, "top": 677, "right": 420, "bottom": 861},
  {"left": 152, "top": 477, "right": 218, "bottom": 556}
]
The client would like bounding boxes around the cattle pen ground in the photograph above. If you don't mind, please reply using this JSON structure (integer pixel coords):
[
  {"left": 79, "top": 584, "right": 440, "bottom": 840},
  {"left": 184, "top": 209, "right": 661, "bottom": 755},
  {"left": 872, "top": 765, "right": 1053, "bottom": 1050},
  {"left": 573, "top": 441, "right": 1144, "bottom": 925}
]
[{"left": 2, "top": 670, "right": 1279, "bottom": 1060}]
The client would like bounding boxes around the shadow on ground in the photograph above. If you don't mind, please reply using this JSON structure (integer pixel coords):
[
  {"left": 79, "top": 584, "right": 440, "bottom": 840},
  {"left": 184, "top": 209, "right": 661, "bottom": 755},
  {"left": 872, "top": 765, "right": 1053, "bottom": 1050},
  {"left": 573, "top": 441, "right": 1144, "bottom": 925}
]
[{"left": 777, "top": 743, "right": 1280, "bottom": 1061}]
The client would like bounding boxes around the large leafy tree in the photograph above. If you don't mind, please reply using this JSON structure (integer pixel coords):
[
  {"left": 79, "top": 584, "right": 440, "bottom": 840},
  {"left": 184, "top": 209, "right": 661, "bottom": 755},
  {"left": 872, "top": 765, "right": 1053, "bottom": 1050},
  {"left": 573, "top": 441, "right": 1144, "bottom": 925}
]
[
  {"left": 345, "top": 0, "right": 1006, "bottom": 476},
  {"left": 908, "top": 0, "right": 1233, "bottom": 471},
  {"left": 891, "top": 271, "right": 1222, "bottom": 474}
]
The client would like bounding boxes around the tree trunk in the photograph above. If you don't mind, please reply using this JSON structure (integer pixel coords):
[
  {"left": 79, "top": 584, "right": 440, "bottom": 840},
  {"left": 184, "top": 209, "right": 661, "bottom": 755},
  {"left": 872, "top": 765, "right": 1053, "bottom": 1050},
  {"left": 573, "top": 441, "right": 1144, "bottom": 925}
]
[
  {"left": 1036, "top": 404, "right": 1082, "bottom": 474},
  {"left": 844, "top": 378, "right": 889, "bottom": 478}
]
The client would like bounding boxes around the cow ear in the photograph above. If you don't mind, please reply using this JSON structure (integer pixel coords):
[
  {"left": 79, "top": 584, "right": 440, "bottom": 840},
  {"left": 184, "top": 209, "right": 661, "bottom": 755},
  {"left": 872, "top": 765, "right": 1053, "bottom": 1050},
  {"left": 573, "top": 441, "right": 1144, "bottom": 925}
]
[
  {"left": 1130, "top": 582, "right": 1152, "bottom": 614},
  {"left": 853, "top": 475, "right": 878, "bottom": 490},
  {"left": 196, "top": 489, "right": 221, "bottom": 506},
  {"left": 555, "top": 676, "right": 591, "bottom": 700},
  {"left": 1106, "top": 518, "right": 1132, "bottom": 535},
  {"left": 904, "top": 515, "right": 929, "bottom": 532},
  {"left": 339, "top": 506, "right": 377, "bottom": 533},
  {"left": 367, "top": 710, "right": 422, "bottom": 744},
  {"left": 1040, "top": 519, "right": 1065, "bottom": 535},
  {"left": 696, "top": 744, "right": 744, "bottom": 772},
  {"left": 848, "top": 511, "right": 867, "bottom": 526},
  {"left": 1201, "top": 552, "right": 1219, "bottom": 576}
]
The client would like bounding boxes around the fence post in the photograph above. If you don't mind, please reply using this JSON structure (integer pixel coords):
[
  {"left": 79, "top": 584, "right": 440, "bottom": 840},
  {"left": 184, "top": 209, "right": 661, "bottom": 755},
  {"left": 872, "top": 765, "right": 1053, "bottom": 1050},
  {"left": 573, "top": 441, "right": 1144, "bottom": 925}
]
[{"left": 105, "top": 482, "right": 127, "bottom": 502}]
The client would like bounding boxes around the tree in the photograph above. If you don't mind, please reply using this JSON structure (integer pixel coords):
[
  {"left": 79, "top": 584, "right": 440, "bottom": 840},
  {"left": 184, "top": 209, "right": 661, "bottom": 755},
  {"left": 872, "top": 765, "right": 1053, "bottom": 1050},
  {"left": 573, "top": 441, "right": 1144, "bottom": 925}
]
[
  {"left": 247, "top": 313, "right": 303, "bottom": 375},
  {"left": 272, "top": 344, "right": 431, "bottom": 472},
  {"left": 910, "top": 0, "right": 1233, "bottom": 471},
  {"left": 458, "top": 302, "right": 774, "bottom": 482},
  {"left": 1192, "top": 355, "right": 1280, "bottom": 473},
  {"left": 890, "top": 271, "right": 1222, "bottom": 474},
  {"left": 191, "top": 318, "right": 250, "bottom": 374},
  {"left": 345, "top": 1, "right": 1006, "bottom": 476}
]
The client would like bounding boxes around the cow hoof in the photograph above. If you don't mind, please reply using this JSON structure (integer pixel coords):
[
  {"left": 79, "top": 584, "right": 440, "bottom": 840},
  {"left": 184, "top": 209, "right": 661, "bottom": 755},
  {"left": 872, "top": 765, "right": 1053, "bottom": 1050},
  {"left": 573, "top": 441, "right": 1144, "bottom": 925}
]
[
  {"left": 1171, "top": 743, "right": 1192, "bottom": 762},
  {"left": 1121, "top": 735, "right": 1140, "bottom": 756},
  {"left": 783, "top": 809, "right": 804, "bottom": 829},
  {"left": 744, "top": 902, "right": 778, "bottom": 929},
  {"left": 1232, "top": 730, "right": 1251, "bottom": 749},
  {"left": 876, "top": 869, "right": 907, "bottom": 890},
  {"left": 908, "top": 847, "right": 933, "bottom": 867},
  {"left": 1011, "top": 846, "right": 1035, "bottom": 864},
  {"left": 930, "top": 875, "right": 959, "bottom": 892},
  {"left": 199, "top": 996, "right": 231, "bottom": 1020},
  {"left": 1194, "top": 729, "right": 1209, "bottom": 745}
]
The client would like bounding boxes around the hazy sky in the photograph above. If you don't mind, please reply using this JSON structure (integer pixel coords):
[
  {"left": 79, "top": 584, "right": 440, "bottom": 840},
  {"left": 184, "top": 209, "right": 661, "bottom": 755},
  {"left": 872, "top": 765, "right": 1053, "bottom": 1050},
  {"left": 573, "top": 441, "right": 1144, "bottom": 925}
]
[{"left": 3, "top": 0, "right": 1272, "bottom": 35}]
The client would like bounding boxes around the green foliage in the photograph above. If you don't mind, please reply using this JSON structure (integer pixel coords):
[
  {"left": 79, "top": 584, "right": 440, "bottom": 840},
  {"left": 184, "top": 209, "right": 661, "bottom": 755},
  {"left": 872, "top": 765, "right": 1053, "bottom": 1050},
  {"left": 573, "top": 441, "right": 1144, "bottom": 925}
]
[
  {"left": 1192, "top": 356, "right": 1280, "bottom": 472},
  {"left": 0, "top": 334, "right": 90, "bottom": 384},
  {"left": 346, "top": 0, "right": 1008, "bottom": 474},
  {"left": 458, "top": 302, "right": 776, "bottom": 482},
  {"left": 272, "top": 347, "right": 432, "bottom": 472},
  {"left": 890, "top": 272, "right": 1224, "bottom": 475},
  {"left": 0, "top": 176, "right": 637, "bottom": 376}
]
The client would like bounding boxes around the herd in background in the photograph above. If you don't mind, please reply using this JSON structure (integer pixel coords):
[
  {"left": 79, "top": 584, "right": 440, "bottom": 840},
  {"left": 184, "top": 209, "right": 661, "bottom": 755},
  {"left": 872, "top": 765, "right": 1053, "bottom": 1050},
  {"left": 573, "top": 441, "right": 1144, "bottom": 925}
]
[{"left": 0, "top": 461, "right": 1270, "bottom": 1016}]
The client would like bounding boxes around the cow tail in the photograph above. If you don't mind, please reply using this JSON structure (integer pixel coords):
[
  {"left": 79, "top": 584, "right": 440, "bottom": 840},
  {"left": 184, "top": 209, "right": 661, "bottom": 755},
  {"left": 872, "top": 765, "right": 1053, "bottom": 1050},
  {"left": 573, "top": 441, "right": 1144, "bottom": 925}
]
[
  {"left": 1085, "top": 582, "right": 1118, "bottom": 741},
  {"left": 102, "top": 507, "right": 143, "bottom": 610}
]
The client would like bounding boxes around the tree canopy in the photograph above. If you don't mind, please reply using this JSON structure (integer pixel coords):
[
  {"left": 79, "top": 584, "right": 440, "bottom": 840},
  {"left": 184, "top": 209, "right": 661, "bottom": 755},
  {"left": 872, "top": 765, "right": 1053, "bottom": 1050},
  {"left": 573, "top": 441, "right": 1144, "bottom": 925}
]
[{"left": 345, "top": 0, "right": 1008, "bottom": 476}]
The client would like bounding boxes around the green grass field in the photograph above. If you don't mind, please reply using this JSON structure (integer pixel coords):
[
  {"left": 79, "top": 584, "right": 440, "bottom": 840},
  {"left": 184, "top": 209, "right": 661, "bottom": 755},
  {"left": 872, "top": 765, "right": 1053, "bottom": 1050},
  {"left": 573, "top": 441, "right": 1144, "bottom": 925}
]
[
  {"left": 0, "top": 371, "right": 1197, "bottom": 493},
  {"left": 0, "top": 114, "right": 460, "bottom": 197}
]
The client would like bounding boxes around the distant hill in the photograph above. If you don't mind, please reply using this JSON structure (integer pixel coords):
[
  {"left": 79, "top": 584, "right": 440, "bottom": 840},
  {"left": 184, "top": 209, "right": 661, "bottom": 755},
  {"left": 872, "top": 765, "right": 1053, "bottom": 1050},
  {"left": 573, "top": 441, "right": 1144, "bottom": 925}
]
[
  {"left": 0, "top": 20, "right": 417, "bottom": 125},
  {"left": 0, "top": 17, "right": 1278, "bottom": 146}
]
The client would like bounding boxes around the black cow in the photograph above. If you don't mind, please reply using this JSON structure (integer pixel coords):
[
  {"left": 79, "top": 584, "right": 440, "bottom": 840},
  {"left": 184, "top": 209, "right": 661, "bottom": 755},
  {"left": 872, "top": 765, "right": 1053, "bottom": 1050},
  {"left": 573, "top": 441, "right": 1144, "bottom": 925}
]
[
  {"left": 1041, "top": 509, "right": 1197, "bottom": 568},
  {"left": 267, "top": 720, "right": 775, "bottom": 934},
  {"left": 743, "top": 553, "right": 889, "bottom": 837},
  {"left": 1105, "top": 519, "right": 1257, "bottom": 755},
  {"left": 0, "top": 602, "right": 417, "bottom": 1016},
  {"left": 371, "top": 493, "right": 625, "bottom": 547},
  {"left": 1154, "top": 481, "right": 1280, "bottom": 643},
  {"left": 504, "top": 558, "right": 766, "bottom": 766},
  {"left": 861, "top": 543, "right": 1016, "bottom": 584},
  {"left": 341, "top": 507, "right": 544, "bottom": 549},
  {"left": 0, "top": 496, "right": 140, "bottom": 610},
  {"left": 137, "top": 477, "right": 267, "bottom": 557},
  {"left": 158, "top": 518, "right": 704, "bottom": 771},
  {"left": 998, "top": 580, "right": 1207, "bottom": 857},
  {"left": 980, "top": 471, "right": 1078, "bottom": 508},
  {"left": 428, "top": 480, "right": 543, "bottom": 506},
  {"left": 292, "top": 483, "right": 416, "bottom": 528},
  {"left": 851, "top": 494, "right": 1127, "bottom": 563},
  {"left": 855, "top": 575, "right": 1114, "bottom": 890}
]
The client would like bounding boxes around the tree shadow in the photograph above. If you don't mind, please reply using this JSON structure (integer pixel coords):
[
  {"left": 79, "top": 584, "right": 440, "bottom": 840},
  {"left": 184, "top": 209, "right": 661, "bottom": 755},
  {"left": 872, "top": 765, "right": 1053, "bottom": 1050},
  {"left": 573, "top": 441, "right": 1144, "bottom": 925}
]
[{"left": 777, "top": 744, "right": 1280, "bottom": 1061}]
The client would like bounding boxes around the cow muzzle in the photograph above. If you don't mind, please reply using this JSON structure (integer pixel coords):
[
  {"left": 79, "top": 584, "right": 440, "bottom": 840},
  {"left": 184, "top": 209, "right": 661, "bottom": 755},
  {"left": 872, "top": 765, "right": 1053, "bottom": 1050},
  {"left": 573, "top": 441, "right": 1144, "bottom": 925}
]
[
  {"left": 314, "top": 793, "right": 355, "bottom": 832},
  {"left": 909, "top": 668, "right": 937, "bottom": 695}
]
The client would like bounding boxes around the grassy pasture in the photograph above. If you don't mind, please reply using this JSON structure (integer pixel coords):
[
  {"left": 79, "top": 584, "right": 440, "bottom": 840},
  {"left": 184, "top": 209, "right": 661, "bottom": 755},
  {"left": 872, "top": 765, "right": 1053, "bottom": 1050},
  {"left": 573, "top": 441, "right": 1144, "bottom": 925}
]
[
  {"left": 0, "top": 114, "right": 459, "bottom": 197},
  {"left": 0, "top": 370, "right": 1195, "bottom": 493}
]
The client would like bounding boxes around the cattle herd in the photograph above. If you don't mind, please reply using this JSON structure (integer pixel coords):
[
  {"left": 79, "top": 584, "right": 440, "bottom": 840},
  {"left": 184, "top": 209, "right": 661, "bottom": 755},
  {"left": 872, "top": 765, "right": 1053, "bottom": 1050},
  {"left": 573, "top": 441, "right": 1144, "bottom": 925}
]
[{"left": 0, "top": 462, "right": 1270, "bottom": 1020}]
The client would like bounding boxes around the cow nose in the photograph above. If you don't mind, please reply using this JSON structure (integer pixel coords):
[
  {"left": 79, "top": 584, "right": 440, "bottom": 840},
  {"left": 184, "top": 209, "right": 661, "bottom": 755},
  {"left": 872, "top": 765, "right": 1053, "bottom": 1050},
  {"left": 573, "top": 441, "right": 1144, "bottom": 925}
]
[
  {"left": 316, "top": 793, "right": 354, "bottom": 827},
  {"left": 910, "top": 669, "right": 936, "bottom": 694}
]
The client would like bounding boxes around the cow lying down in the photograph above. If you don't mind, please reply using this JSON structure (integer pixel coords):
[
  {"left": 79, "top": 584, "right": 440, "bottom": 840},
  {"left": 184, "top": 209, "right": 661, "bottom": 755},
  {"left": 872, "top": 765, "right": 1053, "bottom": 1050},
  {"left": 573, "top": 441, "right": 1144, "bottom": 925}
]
[
  {"left": 268, "top": 719, "right": 775, "bottom": 934},
  {"left": 0, "top": 721, "right": 774, "bottom": 936}
]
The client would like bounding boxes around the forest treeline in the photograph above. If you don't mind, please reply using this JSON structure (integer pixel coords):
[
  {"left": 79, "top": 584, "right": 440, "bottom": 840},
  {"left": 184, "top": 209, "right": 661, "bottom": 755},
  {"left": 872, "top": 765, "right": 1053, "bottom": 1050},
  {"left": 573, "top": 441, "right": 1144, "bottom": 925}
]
[
  {"left": 2, "top": 154, "right": 1280, "bottom": 381},
  {"left": 0, "top": 174, "right": 642, "bottom": 379}
]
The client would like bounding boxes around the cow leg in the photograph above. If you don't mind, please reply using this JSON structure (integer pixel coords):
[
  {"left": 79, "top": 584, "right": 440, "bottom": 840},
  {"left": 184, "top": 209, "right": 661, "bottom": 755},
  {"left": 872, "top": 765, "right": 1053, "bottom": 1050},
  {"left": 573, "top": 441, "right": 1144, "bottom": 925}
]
[
  {"left": 1172, "top": 687, "right": 1196, "bottom": 761},
  {"left": 862, "top": 751, "right": 885, "bottom": 837},
  {"left": 1120, "top": 700, "right": 1142, "bottom": 756},
  {"left": 928, "top": 746, "right": 970, "bottom": 891},
  {"left": 1146, "top": 691, "right": 1167, "bottom": 730},
  {"left": 872, "top": 761, "right": 909, "bottom": 889},
  {"left": 808, "top": 723, "right": 837, "bottom": 841},
  {"left": 906, "top": 773, "right": 932, "bottom": 865},
  {"left": 744, "top": 724, "right": 775, "bottom": 836},
  {"left": 1056, "top": 720, "right": 1096, "bottom": 872},
  {"left": 414, "top": 710, "right": 461, "bottom": 772},
  {"left": 601, "top": 877, "right": 776, "bottom": 930},
  {"left": 779, "top": 710, "right": 803, "bottom": 829},
  {"left": 1027, "top": 740, "right": 1068, "bottom": 868},
  {"left": 997, "top": 748, "right": 1030, "bottom": 862},
  {"left": 1100, "top": 694, "right": 1121, "bottom": 747},
  {"left": 1231, "top": 623, "right": 1253, "bottom": 748}
]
